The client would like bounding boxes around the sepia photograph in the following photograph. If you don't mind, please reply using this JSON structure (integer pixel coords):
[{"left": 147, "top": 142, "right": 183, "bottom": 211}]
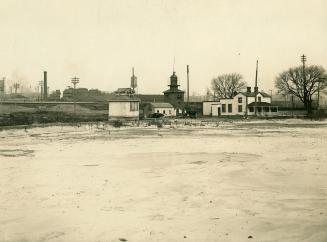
[{"left": 0, "top": 0, "right": 326, "bottom": 241}]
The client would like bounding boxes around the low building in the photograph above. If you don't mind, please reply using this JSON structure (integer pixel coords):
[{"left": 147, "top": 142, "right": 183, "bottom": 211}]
[
  {"left": 203, "top": 101, "right": 220, "bottom": 116},
  {"left": 108, "top": 95, "right": 140, "bottom": 120},
  {"left": 203, "top": 86, "right": 278, "bottom": 116},
  {"left": 143, "top": 102, "right": 176, "bottom": 118}
]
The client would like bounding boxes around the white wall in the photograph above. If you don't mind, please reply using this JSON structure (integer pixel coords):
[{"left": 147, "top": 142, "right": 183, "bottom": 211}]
[
  {"left": 248, "top": 94, "right": 271, "bottom": 104},
  {"left": 109, "top": 101, "right": 139, "bottom": 118},
  {"left": 211, "top": 104, "right": 221, "bottom": 116},
  {"left": 205, "top": 92, "right": 276, "bottom": 117},
  {"left": 203, "top": 102, "right": 220, "bottom": 116},
  {"left": 154, "top": 107, "right": 176, "bottom": 116}
]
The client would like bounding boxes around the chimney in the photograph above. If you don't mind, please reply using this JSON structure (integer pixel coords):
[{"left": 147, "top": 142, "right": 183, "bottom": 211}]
[
  {"left": 43, "top": 71, "right": 48, "bottom": 100},
  {"left": 247, "top": 86, "right": 251, "bottom": 93},
  {"left": 254, "top": 86, "right": 258, "bottom": 93}
]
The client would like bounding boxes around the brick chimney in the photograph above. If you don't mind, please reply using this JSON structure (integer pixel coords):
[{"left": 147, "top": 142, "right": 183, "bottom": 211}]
[
  {"left": 247, "top": 86, "right": 251, "bottom": 93},
  {"left": 254, "top": 87, "right": 258, "bottom": 93}
]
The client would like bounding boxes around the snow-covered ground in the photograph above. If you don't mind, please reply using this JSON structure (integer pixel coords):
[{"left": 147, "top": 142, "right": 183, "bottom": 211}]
[{"left": 0, "top": 120, "right": 327, "bottom": 242}]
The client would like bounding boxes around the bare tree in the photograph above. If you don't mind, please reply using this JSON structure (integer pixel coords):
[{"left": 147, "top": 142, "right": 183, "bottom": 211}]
[
  {"left": 275, "top": 65, "right": 327, "bottom": 114},
  {"left": 211, "top": 73, "right": 246, "bottom": 98}
]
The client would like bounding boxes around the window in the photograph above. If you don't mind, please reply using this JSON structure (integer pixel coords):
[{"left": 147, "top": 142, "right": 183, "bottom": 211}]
[
  {"left": 228, "top": 104, "right": 232, "bottom": 113},
  {"left": 163, "top": 110, "right": 166, "bottom": 114},
  {"left": 249, "top": 107, "right": 254, "bottom": 112},
  {"left": 258, "top": 96, "right": 262, "bottom": 102},
  {"left": 264, "top": 107, "right": 270, "bottom": 112},
  {"left": 169, "top": 110, "right": 172, "bottom": 114},
  {"left": 157, "top": 110, "right": 159, "bottom": 113},
  {"left": 222, "top": 104, "right": 226, "bottom": 113},
  {"left": 130, "top": 102, "right": 138, "bottom": 111},
  {"left": 257, "top": 107, "right": 262, "bottom": 112},
  {"left": 238, "top": 97, "right": 242, "bottom": 103},
  {"left": 177, "top": 94, "right": 182, "bottom": 100},
  {"left": 238, "top": 105, "right": 242, "bottom": 112}
]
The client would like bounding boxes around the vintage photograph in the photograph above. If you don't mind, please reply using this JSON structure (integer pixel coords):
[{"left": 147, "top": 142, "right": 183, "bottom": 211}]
[{"left": 0, "top": 0, "right": 326, "bottom": 241}]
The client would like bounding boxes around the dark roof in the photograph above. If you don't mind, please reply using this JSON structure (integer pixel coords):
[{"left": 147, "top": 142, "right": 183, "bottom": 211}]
[
  {"left": 136, "top": 94, "right": 165, "bottom": 102},
  {"left": 114, "top": 88, "right": 134, "bottom": 94},
  {"left": 148, "top": 102, "right": 174, "bottom": 108},
  {"left": 108, "top": 95, "right": 140, "bottom": 102},
  {"left": 163, "top": 89, "right": 185, "bottom": 94},
  {"left": 239, "top": 91, "right": 271, "bottom": 98},
  {"left": 248, "top": 102, "right": 275, "bottom": 107}
]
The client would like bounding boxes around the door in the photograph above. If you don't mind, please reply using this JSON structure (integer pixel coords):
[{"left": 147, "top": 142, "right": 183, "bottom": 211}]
[{"left": 218, "top": 107, "right": 221, "bottom": 116}]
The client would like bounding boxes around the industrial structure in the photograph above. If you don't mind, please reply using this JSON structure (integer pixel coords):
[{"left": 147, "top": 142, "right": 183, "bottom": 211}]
[{"left": 163, "top": 71, "right": 185, "bottom": 114}]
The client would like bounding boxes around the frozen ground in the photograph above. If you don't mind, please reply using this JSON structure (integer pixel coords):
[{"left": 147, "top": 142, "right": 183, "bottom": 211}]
[{"left": 0, "top": 120, "right": 327, "bottom": 242}]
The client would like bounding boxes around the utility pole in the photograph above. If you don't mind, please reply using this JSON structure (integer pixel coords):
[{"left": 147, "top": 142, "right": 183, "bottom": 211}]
[
  {"left": 187, "top": 65, "right": 190, "bottom": 105},
  {"left": 13, "top": 83, "right": 20, "bottom": 94},
  {"left": 301, "top": 54, "right": 307, "bottom": 112},
  {"left": 43, "top": 71, "right": 48, "bottom": 100},
  {"left": 71, "top": 76, "right": 80, "bottom": 123},
  {"left": 254, "top": 60, "right": 258, "bottom": 116}
]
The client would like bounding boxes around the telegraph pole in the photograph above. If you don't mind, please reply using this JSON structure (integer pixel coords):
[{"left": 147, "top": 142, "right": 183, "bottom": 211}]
[
  {"left": 71, "top": 76, "right": 80, "bottom": 123},
  {"left": 301, "top": 54, "right": 307, "bottom": 112},
  {"left": 13, "top": 83, "right": 20, "bottom": 94},
  {"left": 187, "top": 65, "right": 190, "bottom": 105}
]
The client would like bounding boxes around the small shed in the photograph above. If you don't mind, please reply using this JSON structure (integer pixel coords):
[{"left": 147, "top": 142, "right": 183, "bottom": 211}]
[
  {"left": 203, "top": 101, "right": 220, "bottom": 116},
  {"left": 108, "top": 96, "right": 140, "bottom": 120},
  {"left": 143, "top": 102, "right": 176, "bottom": 118}
]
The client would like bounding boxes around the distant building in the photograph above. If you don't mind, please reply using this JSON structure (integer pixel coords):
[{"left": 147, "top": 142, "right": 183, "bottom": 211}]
[
  {"left": 108, "top": 95, "right": 140, "bottom": 120},
  {"left": 136, "top": 94, "right": 165, "bottom": 103},
  {"left": 114, "top": 88, "right": 135, "bottom": 95},
  {"left": 163, "top": 72, "right": 185, "bottom": 115},
  {"left": 143, "top": 102, "right": 176, "bottom": 118},
  {"left": 48, "top": 90, "right": 61, "bottom": 101},
  {"left": 203, "top": 86, "right": 278, "bottom": 116},
  {"left": 62, "top": 87, "right": 108, "bottom": 101}
]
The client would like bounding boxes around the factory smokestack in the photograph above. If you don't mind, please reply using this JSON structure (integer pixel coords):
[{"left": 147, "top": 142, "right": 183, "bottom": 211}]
[{"left": 43, "top": 71, "right": 47, "bottom": 100}]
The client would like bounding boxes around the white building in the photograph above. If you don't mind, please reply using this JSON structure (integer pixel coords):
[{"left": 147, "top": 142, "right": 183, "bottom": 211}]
[
  {"left": 143, "top": 102, "right": 176, "bottom": 118},
  {"left": 203, "top": 87, "right": 278, "bottom": 116},
  {"left": 108, "top": 96, "right": 140, "bottom": 120}
]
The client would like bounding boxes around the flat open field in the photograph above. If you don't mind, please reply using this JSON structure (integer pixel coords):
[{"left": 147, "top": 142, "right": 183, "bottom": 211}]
[{"left": 0, "top": 120, "right": 327, "bottom": 242}]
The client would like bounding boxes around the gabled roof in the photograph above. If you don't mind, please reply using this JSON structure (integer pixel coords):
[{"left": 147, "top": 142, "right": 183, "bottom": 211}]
[
  {"left": 148, "top": 102, "right": 174, "bottom": 108},
  {"left": 239, "top": 91, "right": 271, "bottom": 98},
  {"left": 136, "top": 94, "right": 165, "bottom": 102}
]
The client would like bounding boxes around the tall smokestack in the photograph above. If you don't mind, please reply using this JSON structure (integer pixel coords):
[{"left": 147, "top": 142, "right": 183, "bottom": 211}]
[
  {"left": 187, "top": 65, "right": 189, "bottom": 104},
  {"left": 43, "top": 71, "right": 47, "bottom": 100}
]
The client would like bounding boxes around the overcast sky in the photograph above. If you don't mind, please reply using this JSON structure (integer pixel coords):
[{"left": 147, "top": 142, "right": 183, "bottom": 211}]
[{"left": 1, "top": 0, "right": 326, "bottom": 95}]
